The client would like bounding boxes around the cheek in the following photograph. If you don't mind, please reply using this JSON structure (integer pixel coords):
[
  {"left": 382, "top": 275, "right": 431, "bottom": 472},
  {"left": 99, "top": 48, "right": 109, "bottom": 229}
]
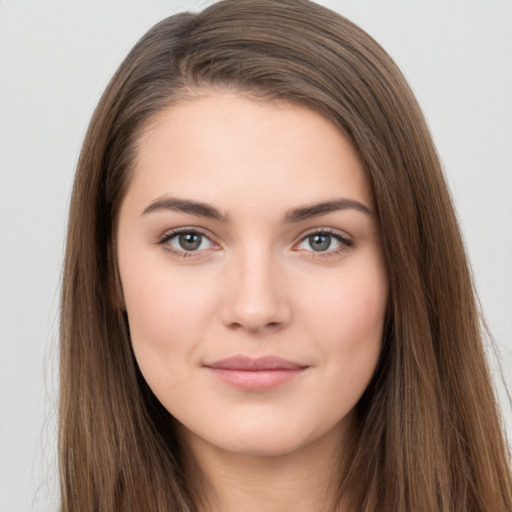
[
  {"left": 119, "top": 258, "right": 220, "bottom": 387},
  {"left": 308, "top": 259, "right": 387, "bottom": 334},
  {"left": 125, "top": 275, "right": 214, "bottom": 341},
  {"left": 304, "top": 260, "right": 387, "bottom": 386}
]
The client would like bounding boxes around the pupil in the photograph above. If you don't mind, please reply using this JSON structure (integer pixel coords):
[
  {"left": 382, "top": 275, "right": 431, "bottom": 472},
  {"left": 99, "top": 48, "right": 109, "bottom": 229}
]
[
  {"left": 310, "top": 234, "right": 330, "bottom": 251},
  {"left": 179, "top": 233, "right": 201, "bottom": 251}
]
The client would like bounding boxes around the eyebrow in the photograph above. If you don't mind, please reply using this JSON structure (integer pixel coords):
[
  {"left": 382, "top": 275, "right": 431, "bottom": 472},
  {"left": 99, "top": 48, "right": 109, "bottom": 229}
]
[
  {"left": 283, "top": 198, "right": 374, "bottom": 223},
  {"left": 142, "top": 197, "right": 230, "bottom": 221},
  {"left": 141, "top": 196, "right": 374, "bottom": 222}
]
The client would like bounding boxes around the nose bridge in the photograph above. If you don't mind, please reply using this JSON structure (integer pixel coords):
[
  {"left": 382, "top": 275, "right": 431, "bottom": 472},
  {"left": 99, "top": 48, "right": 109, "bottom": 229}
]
[{"left": 221, "top": 240, "right": 290, "bottom": 332}]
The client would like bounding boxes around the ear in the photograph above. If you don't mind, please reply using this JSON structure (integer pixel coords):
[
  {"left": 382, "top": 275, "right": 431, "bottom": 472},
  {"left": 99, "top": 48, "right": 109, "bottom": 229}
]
[{"left": 108, "top": 242, "right": 126, "bottom": 311}]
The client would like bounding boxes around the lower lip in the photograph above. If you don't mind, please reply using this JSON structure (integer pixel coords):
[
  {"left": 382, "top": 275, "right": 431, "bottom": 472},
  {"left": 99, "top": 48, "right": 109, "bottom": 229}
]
[{"left": 206, "top": 368, "right": 307, "bottom": 391}]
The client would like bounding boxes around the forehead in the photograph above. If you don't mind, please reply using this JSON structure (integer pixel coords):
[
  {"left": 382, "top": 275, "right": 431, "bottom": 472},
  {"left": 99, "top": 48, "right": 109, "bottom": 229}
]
[{"left": 126, "top": 92, "right": 372, "bottom": 216}]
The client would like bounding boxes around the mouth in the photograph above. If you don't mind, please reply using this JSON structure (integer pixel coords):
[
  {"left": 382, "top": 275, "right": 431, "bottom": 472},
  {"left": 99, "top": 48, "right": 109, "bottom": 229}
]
[{"left": 203, "top": 355, "right": 309, "bottom": 391}]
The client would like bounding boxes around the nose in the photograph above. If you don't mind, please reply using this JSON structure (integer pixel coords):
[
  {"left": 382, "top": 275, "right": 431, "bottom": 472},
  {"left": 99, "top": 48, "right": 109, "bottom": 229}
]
[{"left": 220, "top": 247, "right": 292, "bottom": 334}]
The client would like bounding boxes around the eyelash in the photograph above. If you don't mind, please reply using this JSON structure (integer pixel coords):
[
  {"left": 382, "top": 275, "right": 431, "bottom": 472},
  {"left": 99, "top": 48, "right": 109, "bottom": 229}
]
[
  {"left": 157, "top": 227, "right": 353, "bottom": 259},
  {"left": 157, "top": 227, "right": 218, "bottom": 258},
  {"left": 296, "top": 228, "right": 353, "bottom": 259}
]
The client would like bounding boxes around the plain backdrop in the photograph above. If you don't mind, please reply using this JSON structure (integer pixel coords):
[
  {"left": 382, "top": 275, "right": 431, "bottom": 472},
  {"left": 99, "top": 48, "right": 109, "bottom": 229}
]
[{"left": 0, "top": 1, "right": 511, "bottom": 510}]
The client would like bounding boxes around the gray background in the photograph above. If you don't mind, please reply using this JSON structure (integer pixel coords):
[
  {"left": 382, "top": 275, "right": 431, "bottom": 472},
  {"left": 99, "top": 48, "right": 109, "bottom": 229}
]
[{"left": 1, "top": 1, "right": 511, "bottom": 510}]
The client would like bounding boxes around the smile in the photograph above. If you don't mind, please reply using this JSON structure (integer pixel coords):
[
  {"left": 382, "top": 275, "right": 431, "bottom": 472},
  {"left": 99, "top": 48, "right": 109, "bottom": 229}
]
[{"left": 203, "top": 355, "right": 309, "bottom": 391}]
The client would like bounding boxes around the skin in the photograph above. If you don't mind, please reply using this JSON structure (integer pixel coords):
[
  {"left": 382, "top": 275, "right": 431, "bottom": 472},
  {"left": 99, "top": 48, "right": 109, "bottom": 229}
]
[{"left": 116, "top": 92, "right": 388, "bottom": 511}]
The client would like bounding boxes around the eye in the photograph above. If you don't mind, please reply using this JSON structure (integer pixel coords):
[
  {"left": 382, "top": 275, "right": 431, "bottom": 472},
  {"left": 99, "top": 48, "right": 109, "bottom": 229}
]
[
  {"left": 159, "top": 229, "right": 218, "bottom": 256},
  {"left": 296, "top": 230, "right": 352, "bottom": 255}
]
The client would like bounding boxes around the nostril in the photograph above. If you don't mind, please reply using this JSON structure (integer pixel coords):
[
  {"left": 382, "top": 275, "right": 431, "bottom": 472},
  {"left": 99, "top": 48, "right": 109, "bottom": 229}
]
[
  {"left": 227, "top": 320, "right": 282, "bottom": 333},
  {"left": 219, "top": 273, "right": 292, "bottom": 332}
]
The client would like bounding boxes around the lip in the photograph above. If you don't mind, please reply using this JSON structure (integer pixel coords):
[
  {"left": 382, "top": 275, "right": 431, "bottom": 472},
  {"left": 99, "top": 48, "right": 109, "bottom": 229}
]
[{"left": 203, "top": 355, "right": 309, "bottom": 391}]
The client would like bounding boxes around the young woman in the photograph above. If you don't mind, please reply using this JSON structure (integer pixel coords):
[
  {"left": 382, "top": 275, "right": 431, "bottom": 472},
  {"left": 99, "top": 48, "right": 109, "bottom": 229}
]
[{"left": 59, "top": 0, "right": 512, "bottom": 510}]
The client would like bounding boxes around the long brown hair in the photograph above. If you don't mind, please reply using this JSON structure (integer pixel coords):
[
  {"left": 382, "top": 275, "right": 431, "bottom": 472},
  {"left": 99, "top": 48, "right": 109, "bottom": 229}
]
[{"left": 59, "top": 1, "right": 512, "bottom": 510}]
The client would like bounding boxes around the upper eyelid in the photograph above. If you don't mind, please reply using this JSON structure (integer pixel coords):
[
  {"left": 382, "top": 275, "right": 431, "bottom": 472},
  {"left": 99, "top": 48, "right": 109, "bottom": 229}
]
[
  {"left": 159, "top": 226, "right": 217, "bottom": 242},
  {"left": 159, "top": 225, "right": 349, "bottom": 238},
  {"left": 297, "top": 227, "right": 351, "bottom": 242},
  {"left": 293, "top": 229, "right": 353, "bottom": 262},
  {"left": 158, "top": 226, "right": 351, "bottom": 250},
  {"left": 295, "top": 229, "right": 352, "bottom": 251}
]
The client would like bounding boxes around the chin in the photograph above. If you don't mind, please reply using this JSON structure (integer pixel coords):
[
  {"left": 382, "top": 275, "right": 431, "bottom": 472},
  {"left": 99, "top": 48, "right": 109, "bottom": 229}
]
[
  {"left": 184, "top": 415, "right": 345, "bottom": 460},
  {"left": 221, "top": 434, "right": 308, "bottom": 457}
]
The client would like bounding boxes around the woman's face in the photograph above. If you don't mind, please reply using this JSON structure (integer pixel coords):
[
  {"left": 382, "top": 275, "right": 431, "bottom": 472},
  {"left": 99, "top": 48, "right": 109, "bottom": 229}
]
[{"left": 117, "top": 93, "right": 388, "bottom": 457}]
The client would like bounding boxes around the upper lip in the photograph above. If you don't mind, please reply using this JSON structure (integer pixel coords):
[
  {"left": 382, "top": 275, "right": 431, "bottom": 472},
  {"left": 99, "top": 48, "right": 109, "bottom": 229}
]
[{"left": 204, "top": 355, "right": 308, "bottom": 371}]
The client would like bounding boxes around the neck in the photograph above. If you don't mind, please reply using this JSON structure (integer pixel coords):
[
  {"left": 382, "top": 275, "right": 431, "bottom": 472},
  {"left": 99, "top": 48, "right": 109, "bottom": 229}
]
[{"left": 180, "top": 421, "right": 352, "bottom": 512}]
